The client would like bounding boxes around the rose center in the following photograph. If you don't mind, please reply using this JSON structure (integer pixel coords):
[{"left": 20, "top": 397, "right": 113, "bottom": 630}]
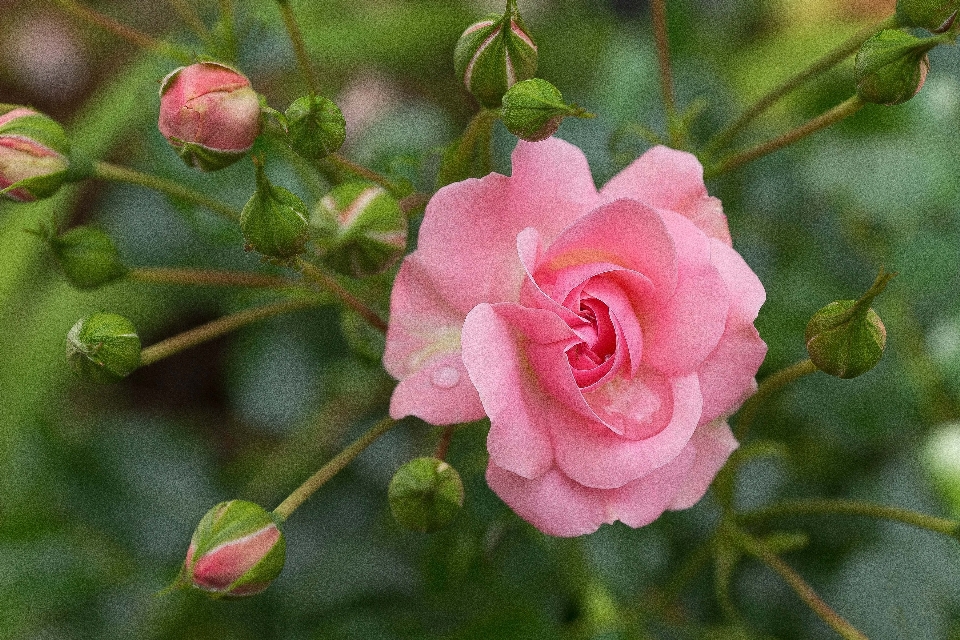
[{"left": 565, "top": 296, "right": 616, "bottom": 379}]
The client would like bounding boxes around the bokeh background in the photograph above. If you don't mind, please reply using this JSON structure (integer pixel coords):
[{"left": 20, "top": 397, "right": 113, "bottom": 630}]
[{"left": 3, "top": 0, "right": 960, "bottom": 637}]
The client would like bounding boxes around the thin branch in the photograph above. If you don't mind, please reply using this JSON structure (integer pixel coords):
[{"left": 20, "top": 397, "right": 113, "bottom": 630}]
[
  {"left": 295, "top": 258, "right": 388, "bottom": 333},
  {"left": 734, "top": 358, "right": 818, "bottom": 440},
  {"left": 128, "top": 267, "right": 297, "bottom": 289},
  {"left": 651, "top": 0, "right": 677, "bottom": 128}
]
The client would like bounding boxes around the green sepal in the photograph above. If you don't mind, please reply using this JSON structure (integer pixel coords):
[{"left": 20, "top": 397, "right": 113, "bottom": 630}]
[
  {"left": 896, "top": 0, "right": 960, "bottom": 31},
  {"left": 389, "top": 457, "right": 464, "bottom": 533},
  {"left": 50, "top": 226, "right": 128, "bottom": 289},
  {"left": 65, "top": 313, "right": 141, "bottom": 384},
  {"left": 171, "top": 139, "right": 248, "bottom": 172},
  {"left": 240, "top": 161, "right": 309, "bottom": 259},
  {"left": 855, "top": 30, "right": 935, "bottom": 105},
  {"left": 285, "top": 95, "right": 346, "bottom": 160},
  {"left": 310, "top": 182, "right": 407, "bottom": 276}
]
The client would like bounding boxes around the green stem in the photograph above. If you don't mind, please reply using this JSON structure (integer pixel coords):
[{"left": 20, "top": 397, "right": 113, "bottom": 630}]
[
  {"left": 734, "top": 358, "right": 818, "bottom": 441},
  {"left": 139, "top": 297, "right": 317, "bottom": 366},
  {"left": 706, "top": 15, "right": 898, "bottom": 155},
  {"left": 93, "top": 162, "right": 241, "bottom": 222},
  {"left": 707, "top": 96, "right": 865, "bottom": 178},
  {"left": 740, "top": 499, "right": 960, "bottom": 539},
  {"left": 659, "top": 537, "right": 713, "bottom": 607},
  {"left": 740, "top": 533, "right": 868, "bottom": 640},
  {"left": 434, "top": 427, "right": 454, "bottom": 461},
  {"left": 276, "top": 0, "right": 321, "bottom": 96},
  {"left": 273, "top": 417, "right": 398, "bottom": 521},
  {"left": 295, "top": 258, "right": 388, "bottom": 333},
  {"left": 326, "top": 154, "right": 405, "bottom": 198},
  {"left": 650, "top": 0, "right": 678, "bottom": 141},
  {"left": 445, "top": 109, "right": 498, "bottom": 184},
  {"left": 169, "top": 0, "right": 210, "bottom": 40},
  {"left": 219, "top": 0, "right": 236, "bottom": 59},
  {"left": 128, "top": 267, "right": 298, "bottom": 289},
  {"left": 53, "top": 0, "right": 193, "bottom": 63}
]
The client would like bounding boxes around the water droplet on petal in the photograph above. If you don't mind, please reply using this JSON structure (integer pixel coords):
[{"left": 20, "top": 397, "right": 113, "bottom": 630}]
[{"left": 431, "top": 366, "right": 460, "bottom": 389}]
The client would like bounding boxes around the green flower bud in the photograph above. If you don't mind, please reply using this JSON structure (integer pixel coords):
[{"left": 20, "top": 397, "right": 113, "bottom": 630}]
[
  {"left": 50, "top": 226, "right": 127, "bottom": 289},
  {"left": 855, "top": 30, "right": 935, "bottom": 106},
  {"left": 180, "top": 500, "right": 285, "bottom": 598},
  {"left": 500, "top": 78, "right": 593, "bottom": 142},
  {"left": 311, "top": 182, "right": 407, "bottom": 276},
  {"left": 0, "top": 105, "right": 70, "bottom": 202},
  {"left": 896, "top": 0, "right": 959, "bottom": 31},
  {"left": 453, "top": 3, "right": 538, "bottom": 108},
  {"left": 285, "top": 95, "right": 346, "bottom": 160},
  {"left": 240, "top": 160, "right": 309, "bottom": 259},
  {"left": 66, "top": 313, "right": 141, "bottom": 384},
  {"left": 805, "top": 270, "right": 894, "bottom": 379},
  {"left": 389, "top": 457, "right": 464, "bottom": 533}
]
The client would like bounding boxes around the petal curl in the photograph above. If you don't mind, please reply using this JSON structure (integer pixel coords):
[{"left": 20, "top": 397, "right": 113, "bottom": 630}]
[
  {"left": 605, "top": 442, "right": 697, "bottom": 527},
  {"left": 669, "top": 419, "right": 739, "bottom": 510}
]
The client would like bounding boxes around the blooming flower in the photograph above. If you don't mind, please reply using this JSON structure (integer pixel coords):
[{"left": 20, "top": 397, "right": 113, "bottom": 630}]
[{"left": 384, "top": 138, "right": 766, "bottom": 536}]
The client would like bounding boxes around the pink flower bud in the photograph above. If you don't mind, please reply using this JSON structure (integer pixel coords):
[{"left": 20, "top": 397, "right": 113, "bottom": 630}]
[
  {"left": 180, "top": 500, "right": 285, "bottom": 598},
  {"left": 158, "top": 62, "right": 262, "bottom": 171},
  {"left": 0, "top": 106, "right": 70, "bottom": 202}
]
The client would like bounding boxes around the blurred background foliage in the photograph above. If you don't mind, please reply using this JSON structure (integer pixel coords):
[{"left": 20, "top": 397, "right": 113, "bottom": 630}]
[{"left": 2, "top": 0, "right": 960, "bottom": 638}]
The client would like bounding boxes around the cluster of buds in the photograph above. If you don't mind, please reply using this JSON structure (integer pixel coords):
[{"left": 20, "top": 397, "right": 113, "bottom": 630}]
[
  {"left": 311, "top": 182, "right": 408, "bottom": 276},
  {"left": 159, "top": 62, "right": 262, "bottom": 171},
  {"left": 805, "top": 270, "right": 894, "bottom": 379},
  {"left": 179, "top": 500, "right": 286, "bottom": 597},
  {"left": 0, "top": 105, "right": 70, "bottom": 202},
  {"left": 453, "top": 1, "right": 538, "bottom": 108}
]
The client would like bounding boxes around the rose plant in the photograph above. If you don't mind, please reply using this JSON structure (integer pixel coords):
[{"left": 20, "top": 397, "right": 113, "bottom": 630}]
[{"left": 384, "top": 138, "right": 766, "bottom": 535}]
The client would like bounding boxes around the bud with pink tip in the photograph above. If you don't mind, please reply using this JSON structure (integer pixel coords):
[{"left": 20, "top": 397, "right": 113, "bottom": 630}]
[
  {"left": 0, "top": 105, "right": 70, "bottom": 202},
  {"left": 179, "top": 500, "right": 285, "bottom": 598},
  {"left": 158, "top": 62, "right": 262, "bottom": 171}
]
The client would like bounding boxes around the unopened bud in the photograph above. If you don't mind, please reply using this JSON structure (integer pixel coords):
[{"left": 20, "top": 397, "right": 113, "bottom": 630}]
[
  {"left": 500, "top": 78, "right": 593, "bottom": 142},
  {"left": 159, "top": 62, "right": 261, "bottom": 171},
  {"left": 896, "top": 0, "right": 959, "bottom": 31},
  {"left": 240, "top": 159, "right": 309, "bottom": 259},
  {"left": 805, "top": 270, "right": 894, "bottom": 379},
  {"left": 453, "top": 4, "right": 538, "bottom": 109},
  {"left": 180, "top": 500, "right": 285, "bottom": 598},
  {"left": 50, "top": 226, "right": 126, "bottom": 289},
  {"left": 311, "top": 182, "right": 407, "bottom": 276},
  {"left": 285, "top": 95, "right": 346, "bottom": 160},
  {"left": 66, "top": 313, "right": 140, "bottom": 384},
  {"left": 0, "top": 105, "right": 70, "bottom": 202},
  {"left": 855, "top": 30, "right": 934, "bottom": 106},
  {"left": 388, "top": 457, "right": 464, "bottom": 533}
]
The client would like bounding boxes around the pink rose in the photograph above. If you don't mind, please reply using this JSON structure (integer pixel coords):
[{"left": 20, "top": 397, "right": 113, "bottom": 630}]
[{"left": 384, "top": 138, "right": 766, "bottom": 536}]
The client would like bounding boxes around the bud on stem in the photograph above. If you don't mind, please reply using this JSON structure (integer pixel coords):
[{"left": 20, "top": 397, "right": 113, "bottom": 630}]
[
  {"left": 0, "top": 105, "right": 70, "bottom": 202},
  {"left": 66, "top": 313, "right": 141, "bottom": 384},
  {"left": 49, "top": 226, "right": 127, "bottom": 289},
  {"left": 855, "top": 30, "right": 937, "bottom": 105},
  {"left": 240, "top": 158, "right": 309, "bottom": 260},
  {"left": 389, "top": 457, "right": 464, "bottom": 533},
  {"left": 500, "top": 78, "right": 594, "bottom": 141},
  {"left": 805, "top": 269, "right": 895, "bottom": 379}
]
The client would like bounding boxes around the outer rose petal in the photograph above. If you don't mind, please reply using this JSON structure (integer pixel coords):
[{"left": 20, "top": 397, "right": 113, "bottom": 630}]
[
  {"left": 384, "top": 257, "right": 485, "bottom": 424},
  {"left": 669, "top": 419, "right": 739, "bottom": 510},
  {"left": 462, "top": 303, "right": 583, "bottom": 479},
  {"left": 600, "top": 145, "right": 732, "bottom": 245},
  {"left": 697, "top": 321, "right": 766, "bottom": 425},
  {"left": 415, "top": 138, "right": 599, "bottom": 315},
  {"left": 709, "top": 238, "right": 765, "bottom": 323},
  {"left": 606, "top": 442, "right": 697, "bottom": 527},
  {"left": 486, "top": 464, "right": 607, "bottom": 537}
]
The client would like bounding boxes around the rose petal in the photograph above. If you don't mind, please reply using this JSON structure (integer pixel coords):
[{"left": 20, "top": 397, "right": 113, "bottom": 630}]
[
  {"left": 697, "top": 321, "right": 767, "bottom": 425},
  {"left": 384, "top": 257, "right": 485, "bottom": 424},
  {"left": 605, "top": 442, "right": 697, "bottom": 527},
  {"left": 537, "top": 199, "right": 678, "bottom": 302},
  {"left": 709, "top": 238, "right": 765, "bottom": 323},
  {"left": 486, "top": 464, "right": 607, "bottom": 537},
  {"left": 415, "top": 138, "right": 599, "bottom": 315},
  {"left": 551, "top": 373, "right": 702, "bottom": 489},
  {"left": 583, "top": 365, "right": 675, "bottom": 441},
  {"left": 669, "top": 419, "right": 739, "bottom": 510},
  {"left": 462, "top": 303, "right": 586, "bottom": 479},
  {"left": 600, "top": 145, "right": 732, "bottom": 245}
]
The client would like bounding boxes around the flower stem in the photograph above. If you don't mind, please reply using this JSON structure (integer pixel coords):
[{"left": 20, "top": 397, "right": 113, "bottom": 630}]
[
  {"left": 139, "top": 297, "right": 318, "bottom": 366},
  {"left": 707, "top": 96, "right": 865, "bottom": 178},
  {"left": 53, "top": 0, "right": 193, "bottom": 64},
  {"left": 169, "top": 0, "right": 210, "bottom": 41},
  {"left": 706, "top": 15, "right": 898, "bottom": 155},
  {"left": 434, "top": 427, "right": 454, "bottom": 461},
  {"left": 650, "top": 0, "right": 678, "bottom": 138},
  {"left": 273, "top": 417, "right": 398, "bottom": 521},
  {"left": 128, "top": 267, "right": 298, "bottom": 289},
  {"left": 93, "top": 162, "right": 241, "bottom": 222},
  {"left": 275, "top": 0, "right": 321, "bottom": 96},
  {"left": 739, "top": 533, "right": 868, "bottom": 640},
  {"left": 295, "top": 258, "right": 388, "bottom": 333},
  {"left": 734, "top": 358, "right": 818, "bottom": 441},
  {"left": 740, "top": 499, "right": 960, "bottom": 540},
  {"left": 218, "top": 0, "right": 236, "bottom": 59}
]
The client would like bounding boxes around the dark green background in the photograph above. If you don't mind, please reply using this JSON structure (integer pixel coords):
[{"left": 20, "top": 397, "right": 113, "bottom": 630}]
[{"left": 2, "top": 0, "right": 959, "bottom": 637}]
